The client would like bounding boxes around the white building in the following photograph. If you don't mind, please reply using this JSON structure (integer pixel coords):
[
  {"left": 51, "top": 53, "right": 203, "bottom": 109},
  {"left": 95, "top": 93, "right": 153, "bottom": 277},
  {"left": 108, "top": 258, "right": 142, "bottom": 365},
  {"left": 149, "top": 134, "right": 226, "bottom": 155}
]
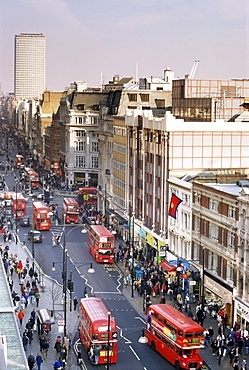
[{"left": 14, "top": 33, "right": 46, "bottom": 99}]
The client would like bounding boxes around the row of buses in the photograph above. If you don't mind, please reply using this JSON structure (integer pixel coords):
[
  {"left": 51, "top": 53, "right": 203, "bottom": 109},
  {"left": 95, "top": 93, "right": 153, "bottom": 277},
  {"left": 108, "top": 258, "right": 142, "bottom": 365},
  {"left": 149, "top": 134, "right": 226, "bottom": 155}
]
[
  {"left": 0, "top": 191, "right": 27, "bottom": 219},
  {"left": 78, "top": 298, "right": 204, "bottom": 369}
]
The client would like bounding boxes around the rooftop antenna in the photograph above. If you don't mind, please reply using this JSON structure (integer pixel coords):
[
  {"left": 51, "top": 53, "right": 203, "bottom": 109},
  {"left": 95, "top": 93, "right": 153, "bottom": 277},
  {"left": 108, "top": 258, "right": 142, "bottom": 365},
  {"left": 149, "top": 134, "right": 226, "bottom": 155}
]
[
  {"left": 135, "top": 62, "right": 139, "bottom": 84},
  {"left": 100, "top": 71, "right": 103, "bottom": 91}
]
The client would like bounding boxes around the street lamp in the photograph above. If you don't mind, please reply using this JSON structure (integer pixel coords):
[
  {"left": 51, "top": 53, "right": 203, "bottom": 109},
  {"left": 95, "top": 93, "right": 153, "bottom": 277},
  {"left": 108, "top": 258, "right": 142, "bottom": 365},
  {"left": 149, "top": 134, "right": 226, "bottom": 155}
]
[
  {"left": 52, "top": 217, "right": 91, "bottom": 340},
  {"left": 31, "top": 198, "right": 35, "bottom": 270},
  {"left": 14, "top": 177, "right": 18, "bottom": 244}
]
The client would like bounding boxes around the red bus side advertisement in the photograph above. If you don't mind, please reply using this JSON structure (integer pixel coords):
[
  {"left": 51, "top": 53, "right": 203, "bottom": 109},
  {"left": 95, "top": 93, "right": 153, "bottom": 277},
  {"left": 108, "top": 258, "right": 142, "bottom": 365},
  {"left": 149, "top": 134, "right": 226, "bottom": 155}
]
[
  {"left": 79, "top": 297, "right": 118, "bottom": 365},
  {"left": 146, "top": 304, "right": 204, "bottom": 370}
]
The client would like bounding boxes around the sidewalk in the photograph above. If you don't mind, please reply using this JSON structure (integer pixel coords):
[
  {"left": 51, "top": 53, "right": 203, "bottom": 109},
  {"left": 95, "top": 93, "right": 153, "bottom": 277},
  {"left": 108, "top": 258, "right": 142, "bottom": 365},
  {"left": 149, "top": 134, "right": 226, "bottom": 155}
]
[
  {"left": 115, "top": 257, "right": 232, "bottom": 370},
  {"left": 4, "top": 236, "right": 80, "bottom": 369}
]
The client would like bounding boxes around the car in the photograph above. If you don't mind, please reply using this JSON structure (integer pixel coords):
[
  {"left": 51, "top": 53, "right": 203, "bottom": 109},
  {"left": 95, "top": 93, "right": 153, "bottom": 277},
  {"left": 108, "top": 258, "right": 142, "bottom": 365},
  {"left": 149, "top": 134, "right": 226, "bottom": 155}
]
[
  {"left": 20, "top": 216, "right": 30, "bottom": 227},
  {"left": 36, "top": 193, "right": 54, "bottom": 201},
  {"left": 28, "top": 230, "right": 43, "bottom": 242}
]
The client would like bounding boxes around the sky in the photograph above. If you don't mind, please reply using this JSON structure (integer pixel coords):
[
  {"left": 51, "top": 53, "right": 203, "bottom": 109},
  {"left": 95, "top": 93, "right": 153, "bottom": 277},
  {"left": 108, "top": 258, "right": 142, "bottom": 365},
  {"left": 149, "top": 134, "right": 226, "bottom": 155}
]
[{"left": 0, "top": 0, "right": 248, "bottom": 94}]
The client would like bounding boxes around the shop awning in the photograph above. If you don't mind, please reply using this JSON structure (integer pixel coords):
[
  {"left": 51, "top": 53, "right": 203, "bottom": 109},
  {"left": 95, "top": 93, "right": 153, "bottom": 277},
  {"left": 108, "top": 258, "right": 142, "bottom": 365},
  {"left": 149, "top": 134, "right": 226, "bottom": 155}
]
[{"left": 159, "top": 260, "right": 177, "bottom": 273}]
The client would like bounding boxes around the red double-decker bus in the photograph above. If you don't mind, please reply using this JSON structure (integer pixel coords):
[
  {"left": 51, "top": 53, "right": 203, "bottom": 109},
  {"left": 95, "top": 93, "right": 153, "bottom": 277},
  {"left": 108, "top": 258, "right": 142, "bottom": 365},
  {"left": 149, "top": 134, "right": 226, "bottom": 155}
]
[
  {"left": 79, "top": 297, "right": 118, "bottom": 365},
  {"left": 11, "top": 192, "right": 26, "bottom": 219},
  {"left": 15, "top": 154, "right": 24, "bottom": 169},
  {"left": 24, "top": 167, "right": 39, "bottom": 189},
  {"left": 146, "top": 304, "right": 204, "bottom": 370},
  {"left": 62, "top": 198, "right": 79, "bottom": 224},
  {"left": 88, "top": 225, "right": 115, "bottom": 263},
  {"left": 33, "top": 201, "right": 51, "bottom": 230},
  {"left": 77, "top": 187, "right": 98, "bottom": 209}
]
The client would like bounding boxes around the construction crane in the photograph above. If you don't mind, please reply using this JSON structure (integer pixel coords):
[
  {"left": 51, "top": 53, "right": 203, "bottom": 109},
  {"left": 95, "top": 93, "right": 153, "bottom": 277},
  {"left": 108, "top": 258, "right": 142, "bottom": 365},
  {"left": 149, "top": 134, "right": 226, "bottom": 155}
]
[{"left": 189, "top": 60, "right": 199, "bottom": 79}]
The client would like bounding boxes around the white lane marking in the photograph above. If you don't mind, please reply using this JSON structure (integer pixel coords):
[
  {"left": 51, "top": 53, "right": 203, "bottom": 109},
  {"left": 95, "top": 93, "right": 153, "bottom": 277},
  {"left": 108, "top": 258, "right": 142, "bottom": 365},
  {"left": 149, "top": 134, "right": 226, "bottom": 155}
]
[
  {"left": 129, "top": 345, "right": 140, "bottom": 360},
  {"left": 120, "top": 328, "right": 132, "bottom": 344},
  {"left": 92, "top": 291, "right": 122, "bottom": 294},
  {"left": 135, "top": 317, "right": 146, "bottom": 324}
]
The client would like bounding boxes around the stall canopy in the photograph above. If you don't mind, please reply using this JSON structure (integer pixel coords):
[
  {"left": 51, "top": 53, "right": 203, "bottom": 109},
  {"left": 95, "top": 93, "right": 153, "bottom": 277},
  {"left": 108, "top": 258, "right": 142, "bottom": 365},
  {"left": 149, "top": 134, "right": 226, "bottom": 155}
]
[{"left": 159, "top": 260, "right": 177, "bottom": 273}]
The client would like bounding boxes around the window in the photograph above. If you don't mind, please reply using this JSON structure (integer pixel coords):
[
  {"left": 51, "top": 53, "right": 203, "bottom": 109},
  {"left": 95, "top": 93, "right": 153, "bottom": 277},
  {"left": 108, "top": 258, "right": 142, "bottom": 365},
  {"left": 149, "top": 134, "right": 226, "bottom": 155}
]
[
  {"left": 128, "top": 94, "right": 137, "bottom": 102},
  {"left": 92, "top": 132, "right": 99, "bottom": 137},
  {"left": 209, "top": 223, "right": 218, "bottom": 242},
  {"left": 226, "top": 262, "right": 234, "bottom": 282},
  {"left": 228, "top": 205, "right": 236, "bottom": 219},
  {"left": 75, "top": 141, "right": 85, "bottom": 151},
  {"left": 75, "top": 130, "right": 86, "bottom": 137},
  {"left": 227, "top": 231, "right": 235, "bottom": 249},
  {"left": 208, "top": 251, "right": 218, "bottom": 271},
  {"left": 91, "top": 142, "right": 98, "bottom": 152},
  {"left": 183, "top": 193, "right": 190, "bottom": 206},
  {"left": 75, "top": 156, "right": 85, "bottom": 168},
  {"left": 140, "top": 94, "right": 149, "bottom": 102},
  {"left": 193, "top": 243, "right": 200, "bottom": 261},
  {"left": 91, "top": 157, "right": 98, "bottom": 168},
  {"left": 91, "top": 117, "right": 98, "bottom": 124},
  {"left": 182, "top": 212, "right": 190, "bottom": 229},
  {"left": 210, "top": 199, "right": 218, "bottom": 212},
  {"left": 194, "top": 216, "right": 200, "bottom": 232},
  {"left": 156, "top": 87, "right": 163, "bottom": 91},
  {"left": 194, "top": 193, "right": 201, "bottom": 205},
  {"left": 155, "top": 99, "right": 165, "bottom": 109}
]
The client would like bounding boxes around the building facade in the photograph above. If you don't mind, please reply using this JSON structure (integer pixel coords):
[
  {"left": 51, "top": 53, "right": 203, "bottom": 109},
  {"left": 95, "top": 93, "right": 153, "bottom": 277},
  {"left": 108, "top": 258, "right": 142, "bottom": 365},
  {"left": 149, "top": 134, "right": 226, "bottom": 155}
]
[{"left": 14, "top": 33, "right": 46, "bottom": 99}]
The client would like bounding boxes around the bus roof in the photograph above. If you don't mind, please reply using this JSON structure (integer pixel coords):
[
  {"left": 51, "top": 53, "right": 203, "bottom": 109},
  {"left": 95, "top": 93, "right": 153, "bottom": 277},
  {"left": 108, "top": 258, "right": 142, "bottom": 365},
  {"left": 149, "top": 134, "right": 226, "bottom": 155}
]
[
  {"left": 33, "top": 201, "right": 50, "bottom": 211},
  {"left": 11, "top": 193, "right": 26, "bottom": 201},
  {"left": 80, "top": 297, "right": 116, "bottom": 330},
  {"left": 79, "top": 187, "right": 97, "bottom": 192},
  {"left": 148, "top": 304, "right": 204, "bottom": 332},
  {"left": 63, "top": 197, "right": 79, "bottom": 205},
  {"left": 90, "top": 224, "right": 114, "bottom": 237},
  {"left": 25, "top": 167, "right": 39, "bottom": 175},
  {"left": 16, "top": 154, "right": 24, "bottom": 158}
]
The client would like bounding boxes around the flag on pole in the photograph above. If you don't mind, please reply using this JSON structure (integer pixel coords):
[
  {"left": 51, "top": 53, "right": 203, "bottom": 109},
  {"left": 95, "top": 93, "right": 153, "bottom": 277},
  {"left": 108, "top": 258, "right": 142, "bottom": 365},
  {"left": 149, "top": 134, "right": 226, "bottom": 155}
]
[{"left": 168, "top": 193, "right": 182, "bottom": 219}]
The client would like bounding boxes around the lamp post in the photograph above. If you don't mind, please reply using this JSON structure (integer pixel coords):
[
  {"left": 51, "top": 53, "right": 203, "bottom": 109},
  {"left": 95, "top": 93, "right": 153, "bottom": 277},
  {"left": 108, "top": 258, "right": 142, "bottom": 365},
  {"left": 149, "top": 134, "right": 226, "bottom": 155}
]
[
  {"left": 107, "top": 311, "right": 111, "bottom": 370},
  {"left": 14, "top": 177, "right": 18, "bottom": 244},
  {"left": 31, "top": 198, "right": 35, "bottom": 271},
  {"left": 131, "top": 212, "right": 135, "bottom": 299},
  {"left": 52, "top": 217, "right": 90, "bottom": 340}
]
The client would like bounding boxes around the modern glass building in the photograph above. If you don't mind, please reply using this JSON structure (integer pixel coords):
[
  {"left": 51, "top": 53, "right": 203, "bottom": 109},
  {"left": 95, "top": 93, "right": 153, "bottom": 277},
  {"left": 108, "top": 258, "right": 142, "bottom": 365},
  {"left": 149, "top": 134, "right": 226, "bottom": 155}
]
[{"left": 14, "top": 33, "right": 46, "bottom": 99}]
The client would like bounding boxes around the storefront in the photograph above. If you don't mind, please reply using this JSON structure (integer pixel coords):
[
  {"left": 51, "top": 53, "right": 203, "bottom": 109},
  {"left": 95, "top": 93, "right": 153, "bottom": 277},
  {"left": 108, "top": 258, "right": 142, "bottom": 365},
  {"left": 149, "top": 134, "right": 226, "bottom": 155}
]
[
  {"left": 204, "top": 274, "right": 233, "bottom": 327},
  {"left": 234, "top": 298, "right": 249, "bottom": 331}
]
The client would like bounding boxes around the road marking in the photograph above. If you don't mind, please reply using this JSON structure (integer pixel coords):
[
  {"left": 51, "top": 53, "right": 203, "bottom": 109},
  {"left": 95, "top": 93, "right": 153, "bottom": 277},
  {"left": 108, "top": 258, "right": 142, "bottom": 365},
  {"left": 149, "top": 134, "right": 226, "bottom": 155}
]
[
  {"left": 120, "top": 328, "right": 132, "bottom": 344},
  {"left": 93, "top": 291, "right": 122, "bottom": 294},
  {"left": 129, "top": 345, "right": 140, "bottom": 360},
  {"left": 135, "top": 317, "right": 146, "bottom": 324}
]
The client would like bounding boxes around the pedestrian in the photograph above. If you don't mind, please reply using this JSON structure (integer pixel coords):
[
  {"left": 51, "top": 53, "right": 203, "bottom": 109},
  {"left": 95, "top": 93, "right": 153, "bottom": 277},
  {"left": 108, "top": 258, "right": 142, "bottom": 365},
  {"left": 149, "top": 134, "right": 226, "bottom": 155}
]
[
  {"left": 42, "top": 340, "right": 49, "bottom": 360},
  {"left": 241, "top": 359, "right": 247, "bottom": 370},
  {"left": 208, "top": 326, "right": 214, "bottom": 343},
  {"left": 35, "top": 291, "right": 40, "bottom": 307},
  {"left": 18, "top": 309, "right": 25, "bottom": 325},
  {"left": 61, "top": 343, "right": 67, "bottom": 363},
  {"left": 203, "top": 328, "right": 210, "bottom": 348},
  {"left": 22, "top": 331, "right": 29, "bottom": 351},
  {"left": 229, "top": 346, "right": 236, "bottom": 364},
  {"left": 245, "top": 336, "right": 249, "bottom": 355},
  {"left": 211, "top": 339, "right": 218, "bottom": 355},
  {"left": 36, "top": 352, "right": 43, "bottom": 370},
  {"left": 93, "top": 345, "right": 101, "bottom": 365},
  {"left": 233, "top": 359, "right": 239, "bottom": 370},
  {"left": 54, "top": 336, "right": 62, "bottom": 353},
  {"left": 73, "top": 296, "right": 78, "bottom": 310},
  {"left": 8, "top": 276, "right": 14, "bottom": 292},
  {"left": 216, "top": 346, "right": 223, "bottom": 366},
  {"left": 29, "top": 288, "right": 35, "bottom": 304},
  {"left": 27, "top": 329, "right": 33, "bottom": 345},
  {"left": 52, "top": 358, "right": 62, "bottom": 369},
  {"left": 84, "top": 287, "right": 88, "bottom": 298}
]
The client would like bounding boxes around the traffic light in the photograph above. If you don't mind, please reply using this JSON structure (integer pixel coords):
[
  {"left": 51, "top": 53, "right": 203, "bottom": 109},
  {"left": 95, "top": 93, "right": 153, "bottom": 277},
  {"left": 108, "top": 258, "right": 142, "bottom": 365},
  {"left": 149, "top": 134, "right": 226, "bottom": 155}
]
[{"left": 68, "top": 280, "right": 74, "bottom": 292}]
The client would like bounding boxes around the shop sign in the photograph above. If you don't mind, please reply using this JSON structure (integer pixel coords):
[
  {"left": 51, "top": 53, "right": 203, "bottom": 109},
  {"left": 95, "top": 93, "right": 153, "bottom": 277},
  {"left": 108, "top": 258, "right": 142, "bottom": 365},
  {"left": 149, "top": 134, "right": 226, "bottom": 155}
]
[
  {"left": 205, "top": 276, "right": 232, "bottom": 304},
  {"left": 139, "top": 228, "right": 146, "bottom": 238}
]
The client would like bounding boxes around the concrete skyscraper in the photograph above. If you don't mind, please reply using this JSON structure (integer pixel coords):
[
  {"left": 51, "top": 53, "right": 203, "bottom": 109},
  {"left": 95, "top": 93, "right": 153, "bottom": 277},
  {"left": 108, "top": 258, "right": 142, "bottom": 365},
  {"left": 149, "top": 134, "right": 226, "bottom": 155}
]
[{"left": 14, "top": 33, "right": 46, "bottom": 99}]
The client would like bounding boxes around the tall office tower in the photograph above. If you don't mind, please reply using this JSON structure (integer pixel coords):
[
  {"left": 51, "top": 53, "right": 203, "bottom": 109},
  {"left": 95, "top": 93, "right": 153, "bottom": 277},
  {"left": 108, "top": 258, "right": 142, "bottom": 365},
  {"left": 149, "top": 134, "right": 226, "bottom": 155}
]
[{"left": 14, "top": 33, "right": 46, "bottom": 99}]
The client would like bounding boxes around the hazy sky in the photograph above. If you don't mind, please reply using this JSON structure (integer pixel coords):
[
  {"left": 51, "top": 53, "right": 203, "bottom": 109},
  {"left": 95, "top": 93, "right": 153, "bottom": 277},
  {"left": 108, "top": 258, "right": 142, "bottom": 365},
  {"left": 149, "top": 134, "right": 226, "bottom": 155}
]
[{"left": 0, "top": 0, "right": 248, "bottom": 93}]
